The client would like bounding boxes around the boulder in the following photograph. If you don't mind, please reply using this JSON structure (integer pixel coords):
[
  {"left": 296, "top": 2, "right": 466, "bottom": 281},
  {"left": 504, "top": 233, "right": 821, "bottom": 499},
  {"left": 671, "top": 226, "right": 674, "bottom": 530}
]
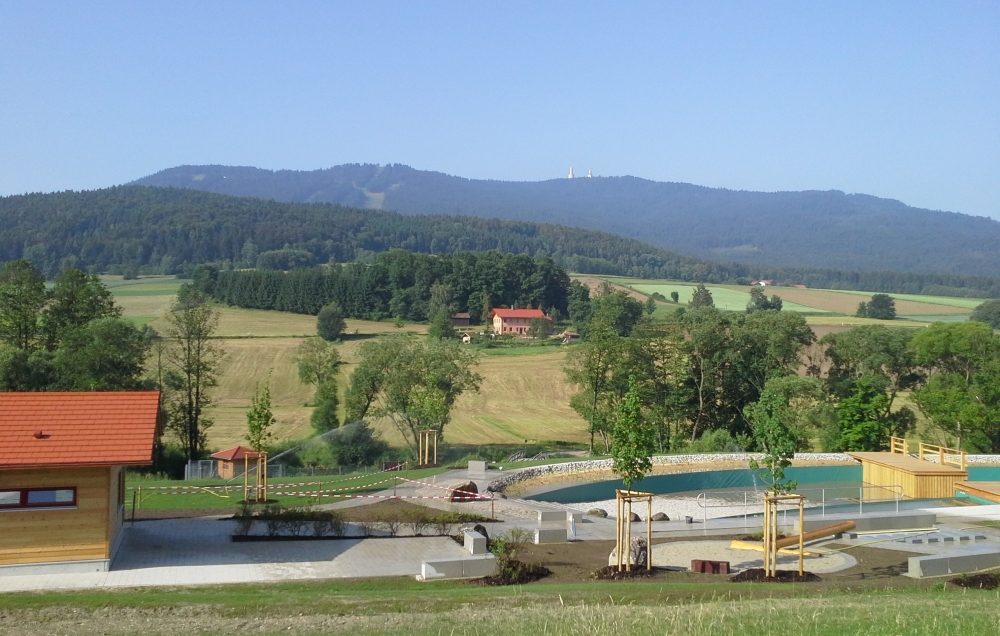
[
  {"left": 630, "top": 537, "right": 648, "bottom": 566},
  {"left": 472, "top": 524, "right": 490, "bottom": 544},
  {"left": 629, "top": 512, "right": 642, "bottom": 522},
  {"left": 449, "top": 481, "right": 479, "bottom": 502},
  {"left": 588, "top": 508, "right": 608, "bottom": 518},
  {"left": 651, "top": 512, "right": 670, "bottom": 522}
]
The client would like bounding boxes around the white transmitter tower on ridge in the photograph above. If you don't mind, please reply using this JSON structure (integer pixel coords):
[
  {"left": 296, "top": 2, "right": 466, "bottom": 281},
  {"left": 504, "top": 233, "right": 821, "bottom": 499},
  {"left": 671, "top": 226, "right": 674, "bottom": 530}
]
[{"left": 568, "top": 168, "right": 593, "bottom": 179}]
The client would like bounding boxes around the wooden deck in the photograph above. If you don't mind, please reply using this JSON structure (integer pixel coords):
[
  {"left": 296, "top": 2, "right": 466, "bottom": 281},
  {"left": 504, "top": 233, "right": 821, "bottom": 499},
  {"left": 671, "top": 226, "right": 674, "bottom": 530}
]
[
  {"left": 955, "top": 481, "right": 1000, "bottom": 504},
  {"left": 847, "top": 452, "right": 969, "bottom": 499}
]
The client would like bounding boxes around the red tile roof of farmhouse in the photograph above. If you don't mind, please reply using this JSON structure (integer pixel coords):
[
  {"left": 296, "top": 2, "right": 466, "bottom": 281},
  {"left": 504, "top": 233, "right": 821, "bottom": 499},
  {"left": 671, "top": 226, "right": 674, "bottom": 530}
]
[
  {"left": 489, "top": 308, "right": 551, "bottom": 320},
  {"left": 0, "top": 391, "right": 160, "bottom": 468},
  {"left": 211, "top": 445, "right": 265, "bottom": 461}
]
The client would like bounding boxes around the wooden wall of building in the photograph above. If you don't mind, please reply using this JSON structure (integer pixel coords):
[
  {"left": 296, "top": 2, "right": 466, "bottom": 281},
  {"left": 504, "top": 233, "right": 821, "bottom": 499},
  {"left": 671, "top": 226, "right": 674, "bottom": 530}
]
[
  {"left": 861, "top": 462, "right": 967, "bottom": 499},
  {"left": 0, "top": 466, "right": 112, "bottom": 566}
]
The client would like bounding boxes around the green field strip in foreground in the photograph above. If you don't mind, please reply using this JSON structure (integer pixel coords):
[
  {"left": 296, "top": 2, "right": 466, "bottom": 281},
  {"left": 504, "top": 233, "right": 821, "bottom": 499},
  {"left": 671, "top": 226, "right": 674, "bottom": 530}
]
[
  {"left": 3, "top": 579, "right": 1000, "bottom": 636},
  {"left": 630, "top": 282, "right": 830, "bottom": 313}
]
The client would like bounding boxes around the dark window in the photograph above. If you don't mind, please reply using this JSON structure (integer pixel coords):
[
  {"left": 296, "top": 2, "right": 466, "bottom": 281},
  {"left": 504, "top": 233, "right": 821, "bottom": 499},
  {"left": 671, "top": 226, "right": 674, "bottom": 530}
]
[{"left": 0, "top": 487, "right": 77, "bottom": 509}]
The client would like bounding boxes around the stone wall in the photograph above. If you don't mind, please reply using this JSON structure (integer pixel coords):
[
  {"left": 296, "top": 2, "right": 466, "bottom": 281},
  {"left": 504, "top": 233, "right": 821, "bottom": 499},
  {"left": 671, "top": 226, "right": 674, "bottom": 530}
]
[{"left": 486, "top": 452, "right": 854, "bottom": 493}]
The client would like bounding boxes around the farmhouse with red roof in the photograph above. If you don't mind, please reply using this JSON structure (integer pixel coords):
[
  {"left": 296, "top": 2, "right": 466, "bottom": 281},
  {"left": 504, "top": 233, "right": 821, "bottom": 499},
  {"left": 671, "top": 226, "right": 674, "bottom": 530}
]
[
  {"left": 489, "top": 307, "right": 551, "bottom": 335},
  {"left": 0, "top": 391, "right": 160, "bottom": 574}
]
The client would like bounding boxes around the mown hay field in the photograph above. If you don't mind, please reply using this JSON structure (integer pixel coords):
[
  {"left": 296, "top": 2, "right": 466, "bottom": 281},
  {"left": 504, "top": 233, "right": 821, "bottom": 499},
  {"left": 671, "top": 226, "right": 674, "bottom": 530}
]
[{"left": 113, "top": 278, "right": 586, "bottom": 450}]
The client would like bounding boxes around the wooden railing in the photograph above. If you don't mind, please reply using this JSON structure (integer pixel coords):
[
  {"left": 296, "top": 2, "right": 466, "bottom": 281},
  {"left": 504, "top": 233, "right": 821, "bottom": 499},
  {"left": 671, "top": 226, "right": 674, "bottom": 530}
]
[
  {"left": 919, "top": 442, "right": 967, "bottom": 471},
  {"left": 890, "top": 437, "right": 908, "bottom": 455}
]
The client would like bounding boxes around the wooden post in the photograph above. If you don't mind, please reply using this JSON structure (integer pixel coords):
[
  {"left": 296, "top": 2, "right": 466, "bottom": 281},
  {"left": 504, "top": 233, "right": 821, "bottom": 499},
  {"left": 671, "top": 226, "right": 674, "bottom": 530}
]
[
  {"left": 646, "top": 495, "right": 652, "bottom": 571},
  {"left": 798, "top": 497, "right": 804, "bottom": 577},
  {"left": 614, "top": 494, "right": 619, "bottom": 570},
  {"left": 434, "top": 433, "right": 438, "bottom": 465},
  {"left": 244, "top": 456, "right": 249, "bottom": 502}
]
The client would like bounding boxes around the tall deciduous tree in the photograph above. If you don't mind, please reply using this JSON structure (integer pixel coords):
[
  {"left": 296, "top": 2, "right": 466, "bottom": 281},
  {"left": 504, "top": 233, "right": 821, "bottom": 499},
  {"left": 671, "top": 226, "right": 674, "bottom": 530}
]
[
  {"left": 42, "top": 268, "right": 120, "bottom": 350},
  {"left": 565, "top": 318, "right": 623, "bottom": 453},
  {"left": 910, "top": 321, "right": 1000, "bottom": 452},
  {"left": 0, "top": 259, "right": 46, "bottom": 351},
  {"left": 164, "top": 285, "right": 224, "bottom": 460},
  {"left": 295, "top": 338, "right": 341, "bottom": 388},
  {"left": 317, "top": 302, "right": 347, "bottom": 341},
  {"left": 344, "top": 336, "right": 481, "bottom": 456},
  {"left": 857, "top": 294, "right": 897, "bottom": 320},
  {"left": 689, "top": 284, "right": 714, "bottom": 309},
  {"left": 819, "top": 325, "right": 922, "bottom": 442},
  {"left": 970, "top": 299, "right": 1000, "bottom": 329},
  {"left": 52, "top": 317, "right": 151, "bottom": 390}
]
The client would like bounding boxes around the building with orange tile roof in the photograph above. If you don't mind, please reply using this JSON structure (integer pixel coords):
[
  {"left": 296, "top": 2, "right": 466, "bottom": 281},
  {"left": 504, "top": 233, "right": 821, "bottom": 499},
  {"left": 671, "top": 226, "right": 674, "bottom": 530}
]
[
  {"left": 489, "top": 308, "right": 551, "bottom": 336},
  {"left": 0, "top": 391, "right": 160, "bottom": 575}
]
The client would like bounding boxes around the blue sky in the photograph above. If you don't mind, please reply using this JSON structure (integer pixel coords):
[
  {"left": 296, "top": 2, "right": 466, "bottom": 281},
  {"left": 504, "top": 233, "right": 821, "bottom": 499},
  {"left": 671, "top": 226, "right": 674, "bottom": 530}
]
[{"left": 1, "top": 2, "right": 997, "bottom": 217}]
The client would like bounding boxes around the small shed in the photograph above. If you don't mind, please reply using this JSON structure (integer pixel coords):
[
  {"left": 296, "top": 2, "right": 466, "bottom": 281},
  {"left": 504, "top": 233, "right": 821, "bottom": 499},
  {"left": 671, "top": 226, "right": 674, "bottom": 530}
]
[
  {"left": 451, "top": 312, "right": 471, "bottom": 327},
  {"left": 0, "top": 391, "right": 160, "bottom": 575},
  {"left": 211, "top": 445, "right": 265, "bottom": 479}
]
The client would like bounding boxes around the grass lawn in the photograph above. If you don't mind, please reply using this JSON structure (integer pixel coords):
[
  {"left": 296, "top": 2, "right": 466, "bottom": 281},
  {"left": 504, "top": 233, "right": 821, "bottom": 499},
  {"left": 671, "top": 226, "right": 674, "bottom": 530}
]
[
  {"left": 1, "top": 576, "right": 997, "bottom": 635},
  {"left": 126, "top": 466, "right": 450, "bottom": 510}
]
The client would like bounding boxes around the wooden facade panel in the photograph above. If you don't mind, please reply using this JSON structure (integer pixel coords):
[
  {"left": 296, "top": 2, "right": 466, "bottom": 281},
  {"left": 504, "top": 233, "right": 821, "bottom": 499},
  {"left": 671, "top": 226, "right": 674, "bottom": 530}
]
[
  {"left": 0, "top": 466, "right": 112, "bottom": 565},
  {"left": 859, "top": 457, "right": 967, "bottom": 499},
  {"left": 108, "top": 466, "right": 124, "bottom": 554}
]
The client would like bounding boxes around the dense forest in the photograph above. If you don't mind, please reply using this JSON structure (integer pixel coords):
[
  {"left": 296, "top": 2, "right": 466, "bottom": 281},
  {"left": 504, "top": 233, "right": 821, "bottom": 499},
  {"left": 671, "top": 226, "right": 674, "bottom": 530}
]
[
  {"left": 208, "top": 251, "right": 571, "bottom": 322},
  {"left": 3, "top": 186, "right": 1000, "bottom": 297},
  {"left": 134, "top": 163, "right": 1000, "bottom": 277}
]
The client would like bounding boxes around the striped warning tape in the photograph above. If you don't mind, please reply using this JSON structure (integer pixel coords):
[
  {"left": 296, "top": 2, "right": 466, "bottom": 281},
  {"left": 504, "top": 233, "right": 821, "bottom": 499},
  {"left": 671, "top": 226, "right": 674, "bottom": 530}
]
[
  {"left": 396, "top": 476, "right": 493, "bottom": 500},
  {"left": 271, "top": 492, "right": 486, "bottom": 501},
  {"left": 132, "top": 476, "right": 400, "bottom": 496},
  {"left": 127, "top": 464, "right": 409, "bottom": 491}
]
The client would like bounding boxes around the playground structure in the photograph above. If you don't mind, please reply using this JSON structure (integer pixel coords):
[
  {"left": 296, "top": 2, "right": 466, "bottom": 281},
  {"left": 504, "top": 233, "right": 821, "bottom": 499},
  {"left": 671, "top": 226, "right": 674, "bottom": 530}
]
[
  {"left": 614, "top": 489, "right": 653, "bottom": 571},
  {"left": 418, "top": 430, "right": 438, "bottom": 466}
]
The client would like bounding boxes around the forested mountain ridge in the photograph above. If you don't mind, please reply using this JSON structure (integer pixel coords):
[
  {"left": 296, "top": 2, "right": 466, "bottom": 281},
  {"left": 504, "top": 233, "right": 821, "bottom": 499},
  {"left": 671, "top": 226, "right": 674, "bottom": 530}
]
[
  {"left": 3, "top": 185, "right": 1000, "bottom": 297},
  {"left": 132, "top": 164, "right": 1000, "bottom": 277}
]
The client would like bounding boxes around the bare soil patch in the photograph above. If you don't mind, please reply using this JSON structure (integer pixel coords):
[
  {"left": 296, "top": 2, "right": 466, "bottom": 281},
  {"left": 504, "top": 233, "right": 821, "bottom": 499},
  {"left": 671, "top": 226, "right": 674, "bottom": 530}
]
[
  {"left": 950, "top": 573, "right": 1000, "bottom": 590},
  {"left": 592, "top": 565, "right": 662, "bottom": 580},
  {"left": 730, "top": 568, "right": 821, "bottom": 583},
  {"left": 476, "top": 561, "right": 552, "bottom": 585}
]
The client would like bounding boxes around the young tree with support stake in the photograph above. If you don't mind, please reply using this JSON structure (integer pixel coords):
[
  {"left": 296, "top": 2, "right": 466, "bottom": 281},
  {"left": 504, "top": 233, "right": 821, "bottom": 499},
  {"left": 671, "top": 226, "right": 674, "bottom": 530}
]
[
  {"left": 610, "top": 376, "right": 656, "bottom": 572},
  {"left": 245, "top": 379, "right": 276, "bottom": 452}
]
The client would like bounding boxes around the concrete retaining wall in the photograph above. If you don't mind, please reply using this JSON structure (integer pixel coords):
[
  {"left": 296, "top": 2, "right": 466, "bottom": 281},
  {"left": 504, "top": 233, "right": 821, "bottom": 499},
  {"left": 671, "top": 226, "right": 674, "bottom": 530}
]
[
  {"left": 794, "top": 511, "right": 937, "bottom": 534},
  {"left": 488, "top": 453, "right": 855, "bottom": 493},
  {"left": 907, "top": 548, "right": 1000, "bottom": 578},
  {"left": 535, "top": 527, "right": 567, "bottom": 544},
  {"left": 419, "top": 555, "right": 496, "bottom": 581}
]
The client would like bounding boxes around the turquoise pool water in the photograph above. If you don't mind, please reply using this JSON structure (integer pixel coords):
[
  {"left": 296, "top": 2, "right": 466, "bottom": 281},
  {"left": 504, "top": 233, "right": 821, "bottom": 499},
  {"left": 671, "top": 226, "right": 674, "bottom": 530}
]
[{"left": 524, "top": 465, "right": 1000, "bottom": 504}]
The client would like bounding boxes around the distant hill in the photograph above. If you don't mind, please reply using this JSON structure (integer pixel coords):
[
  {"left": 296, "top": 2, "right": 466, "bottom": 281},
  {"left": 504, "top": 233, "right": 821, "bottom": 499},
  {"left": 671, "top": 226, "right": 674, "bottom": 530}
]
[
  {"left": 3, "top": 185, "right": 1000, "bottom": 298},
  {"left": 131, "top": 164, "right": 1000, "bottom": 278}
]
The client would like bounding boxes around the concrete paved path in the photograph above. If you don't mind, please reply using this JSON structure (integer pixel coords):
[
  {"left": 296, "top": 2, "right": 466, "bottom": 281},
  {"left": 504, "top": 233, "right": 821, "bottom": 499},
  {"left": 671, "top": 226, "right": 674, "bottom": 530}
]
[{"left": 0, "top": 517, "right": 468, "bottom": 593}]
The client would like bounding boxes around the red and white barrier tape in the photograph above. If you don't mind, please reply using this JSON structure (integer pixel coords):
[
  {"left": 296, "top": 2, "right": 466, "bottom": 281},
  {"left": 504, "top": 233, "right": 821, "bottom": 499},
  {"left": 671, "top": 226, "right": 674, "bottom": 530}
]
[{"left": 396, "top": 476, "right": 493, "bottom": 500}]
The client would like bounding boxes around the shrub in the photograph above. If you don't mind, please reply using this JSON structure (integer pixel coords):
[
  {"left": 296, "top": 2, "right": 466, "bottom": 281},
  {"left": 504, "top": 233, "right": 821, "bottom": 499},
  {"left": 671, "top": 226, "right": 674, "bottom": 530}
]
[{"left": 405, "top": 509, "right": 432, "bottom": 536}]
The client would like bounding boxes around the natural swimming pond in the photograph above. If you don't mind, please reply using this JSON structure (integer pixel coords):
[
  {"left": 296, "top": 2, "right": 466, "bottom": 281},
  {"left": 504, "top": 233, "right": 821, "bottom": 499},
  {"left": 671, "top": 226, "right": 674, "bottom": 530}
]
[{"left": 524, "top": 464, "right": 1000, "bottom": 506}]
